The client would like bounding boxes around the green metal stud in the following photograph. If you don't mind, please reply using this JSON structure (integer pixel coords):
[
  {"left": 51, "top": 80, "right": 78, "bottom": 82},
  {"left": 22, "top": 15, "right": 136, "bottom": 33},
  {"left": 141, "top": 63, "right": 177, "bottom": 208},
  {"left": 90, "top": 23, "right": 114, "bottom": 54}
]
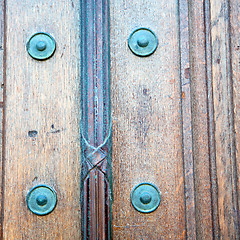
[
  {"left": 128, "top": 28, "right": 158, "bottom": 57},
  {"left": 27, "top": 185, "right": 57, "bottom": 216},
  {"left": 36, "top": 194, "right": 48, "bottom": 206},
  {"left": 131, "top": 183, "right": 161, "bottom": 213},
  {"left": 140, "top": 192, "right": 152, "bottom": 204},
  {"left": 36, "top": 41, "right": 47, "bottom": 51},
  {"left": 27, "top": 32, "right": 56, "bottom": 60}
]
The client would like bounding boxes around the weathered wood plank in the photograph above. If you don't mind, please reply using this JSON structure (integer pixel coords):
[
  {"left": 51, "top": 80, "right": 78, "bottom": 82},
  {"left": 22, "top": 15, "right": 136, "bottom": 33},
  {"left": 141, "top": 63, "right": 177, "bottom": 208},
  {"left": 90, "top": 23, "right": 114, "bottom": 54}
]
[
  {"left": 110, "top": 1, "right": 186, "bottom": 239},
  {"left": 230, "top": 0, "right": 240, "bottom": 235},
  {"left": 0, "top": 108, "right": 3, "bottom": 238},
  {"left": 188, "top": 0, "right": 214, "bottom": 239},
  {"left": 179, "top": 0, "right": 197, "bottom": 238},
  {"left": 211, "top": 0, "right": 240, "bottom": 238},
  {"left": 0, "top": 0, "right": 4, "bottom": 238},
  {"left": 2, "top": 0, "right": 81, "bottom": 239},
  {"left": 205, "top": 0, "right": 221, "bottom": 238},
  {"left": 0, "top": 0, "right": 4, "bottom": 102}
]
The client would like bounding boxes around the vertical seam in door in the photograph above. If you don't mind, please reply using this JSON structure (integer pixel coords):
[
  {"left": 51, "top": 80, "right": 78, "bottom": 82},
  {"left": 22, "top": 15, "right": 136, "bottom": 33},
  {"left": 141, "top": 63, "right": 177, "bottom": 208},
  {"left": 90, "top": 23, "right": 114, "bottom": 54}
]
[{"left": 177, "top": 0, "right": 187, "bottom": 237}]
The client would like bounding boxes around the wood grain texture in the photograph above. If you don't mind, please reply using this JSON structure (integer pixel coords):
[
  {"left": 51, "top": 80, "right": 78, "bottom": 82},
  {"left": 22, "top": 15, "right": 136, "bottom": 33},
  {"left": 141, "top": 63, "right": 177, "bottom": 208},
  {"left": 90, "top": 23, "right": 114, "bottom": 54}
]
[
  {"left": 1, "top": 0, "right": 240, "bottom": 239},
  {"left": 0, "top": 108, "right": 2, "bottom": 238},
  {"left": 0, "top": 0, "right": 4, "bottom": 102},
  {"left": 211, "top": 0, "right": 240, "bottom": 238},
  {"left": 230, "top": 0, "right": 240, "bottom": 236},
  {"left": 188, "top": 0, "right": 214, "bottom": 239},
  {"left": 110, "top": 1, "right": 186, "bottom": 239},
  {"left": 2, "top": 0, "right": 81, "bottom": 239},
  {"left": 0, "top": 0, "right": 4, "bottom": 238},
  {"left": 179, "top": 0, "right": 197, "bottom": 238},
  {"left": 80, "top": 0, "right": 112, "bottom": 238},
  {"left": 204, "top": 0, "right": 220, "bottom": 238}
]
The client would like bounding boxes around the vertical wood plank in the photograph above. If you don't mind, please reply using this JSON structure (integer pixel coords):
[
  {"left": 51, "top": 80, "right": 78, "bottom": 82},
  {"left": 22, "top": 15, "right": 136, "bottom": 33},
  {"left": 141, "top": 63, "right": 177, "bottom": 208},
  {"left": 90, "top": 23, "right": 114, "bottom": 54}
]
[
  {"left": 211, "top": 0, "right": 240, "bottom": 238},
  {"left": 205, "top": 0, "right": 221, "bottom": 238},
  {"left": 179, "top": 0, "right": 197, "bottom": 238},
  {"left": 230, "top": 0, "right": 240, "bottom": 235},
  {"left": 188, "top": 0, "right": 214, "bottom": 239},
  {"left": 0, "top": 0, "right": 4, "bottom": 238},
  {"left": 110, "top": 1, "right": 186, "bottom": 239},
  {"left": 0, "top": 0, "right": 4, "bottom": 102},
  {"left": 2, "top": 0, "right": 81, "bottom": 239}
]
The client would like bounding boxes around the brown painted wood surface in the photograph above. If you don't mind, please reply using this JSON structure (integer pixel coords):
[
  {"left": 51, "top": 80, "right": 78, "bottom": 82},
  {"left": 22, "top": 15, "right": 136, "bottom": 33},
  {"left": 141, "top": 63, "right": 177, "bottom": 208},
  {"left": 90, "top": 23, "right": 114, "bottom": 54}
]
[{"left": 0, "top": 0, "right": 240, "bottom": 239}]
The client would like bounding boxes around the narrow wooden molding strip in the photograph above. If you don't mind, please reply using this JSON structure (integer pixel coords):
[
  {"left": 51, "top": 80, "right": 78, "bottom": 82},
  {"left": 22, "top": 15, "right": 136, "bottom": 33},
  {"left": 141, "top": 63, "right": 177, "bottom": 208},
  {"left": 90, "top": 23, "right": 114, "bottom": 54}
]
[
  {"left": 80, "top": 0, "right": 112, "bottom": 239},
  {"left": 210, "top": 0, "right": 240, "bottom": 238},
  {"left": 0, "top": 0, "right": 3, "bottom": 103},
  {"left": 204, "top": 0, "right": 220, "bottom": 238},
  {"left": 178, "top": 0, "right": 197, "bottom": 238},
  {"left": 0, "top": 0, "right": 5, "bottom": 238}
]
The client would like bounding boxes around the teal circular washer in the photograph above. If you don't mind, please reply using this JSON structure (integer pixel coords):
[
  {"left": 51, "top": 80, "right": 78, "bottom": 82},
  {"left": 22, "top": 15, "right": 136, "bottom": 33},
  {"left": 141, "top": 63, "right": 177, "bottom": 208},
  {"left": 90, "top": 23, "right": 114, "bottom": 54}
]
[
  {"left": 27, "top": 185, "right": 57, "bottom": 216},
  {"left": 128, "top": 28, "right": 158, "bottom": 57},
  {"left": 27, "top": 32, "right": 56, "bottom": 60},
  {"left": 131, "top": 182, "right": 161, "bottom": 213}
]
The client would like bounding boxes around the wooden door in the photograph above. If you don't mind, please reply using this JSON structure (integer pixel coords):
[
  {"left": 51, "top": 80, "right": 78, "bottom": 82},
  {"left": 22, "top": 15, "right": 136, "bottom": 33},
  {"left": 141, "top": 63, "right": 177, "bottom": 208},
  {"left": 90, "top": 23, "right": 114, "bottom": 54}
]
[{"left": 0, "top": 0, "right": 240, "bottom": 239}]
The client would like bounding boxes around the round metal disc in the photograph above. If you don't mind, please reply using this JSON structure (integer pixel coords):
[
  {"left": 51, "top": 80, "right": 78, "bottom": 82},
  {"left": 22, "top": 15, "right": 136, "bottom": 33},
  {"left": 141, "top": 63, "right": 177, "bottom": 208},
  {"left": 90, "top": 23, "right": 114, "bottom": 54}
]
[
  {"left": 131, "top": 183, "right": 161, "bottom": 213},
  {"left": 27, "top": 185, "right": 57, "bottom": 216},
  {"left": 27, "top": 32, "right": 56, "bottom": 60},
  {"left": 128, "top": 28, "right": 158, "bottom": 57}
]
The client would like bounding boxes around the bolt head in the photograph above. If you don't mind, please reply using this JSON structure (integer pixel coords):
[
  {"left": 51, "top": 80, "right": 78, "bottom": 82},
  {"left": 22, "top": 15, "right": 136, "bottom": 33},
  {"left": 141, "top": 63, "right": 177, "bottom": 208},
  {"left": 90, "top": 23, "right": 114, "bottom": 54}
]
[
  {"left": 140, "top": 192, "right": 152, "bottom": 204},
  {"left": 131, "top": 182, "right": 161, "bottom": 213},
  {"left": 36, "top": 41, "right": 47, "bottom": 51},
  {"left": 128, "top": 28, "right": 158, "bottom": 57},
  {"left": 137, "top": 36, "right": 149, "bottom": 48},
  {"left": 27, "top": 185, "right": 57, "bottom": 216},
  {"left": 27, "top": 32, "right": 56, "bottom": 60},
  {"left": 36, "top": 194, "right": 48, "bottom": 206}
]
